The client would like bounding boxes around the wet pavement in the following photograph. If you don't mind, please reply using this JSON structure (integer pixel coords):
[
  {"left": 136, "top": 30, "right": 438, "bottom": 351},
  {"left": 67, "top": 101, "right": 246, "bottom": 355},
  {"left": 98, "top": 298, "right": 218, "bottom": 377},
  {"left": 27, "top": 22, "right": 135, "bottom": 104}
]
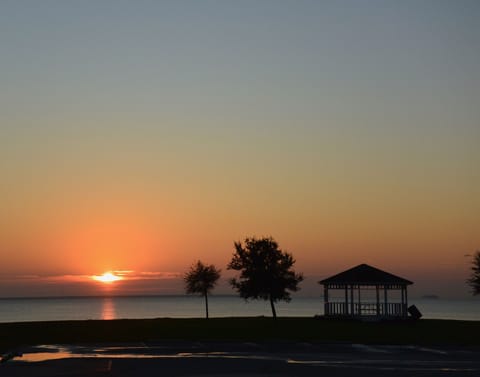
[{"left": 1, "top": 341, "right": 479, "bottom": 376}]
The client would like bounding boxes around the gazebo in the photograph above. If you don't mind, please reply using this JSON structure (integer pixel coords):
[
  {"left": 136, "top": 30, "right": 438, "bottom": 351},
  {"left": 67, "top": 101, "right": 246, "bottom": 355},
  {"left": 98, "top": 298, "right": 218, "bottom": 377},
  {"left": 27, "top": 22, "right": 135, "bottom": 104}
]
[{"left": 319, "top": 264, "right": 413, "bottom": 319}]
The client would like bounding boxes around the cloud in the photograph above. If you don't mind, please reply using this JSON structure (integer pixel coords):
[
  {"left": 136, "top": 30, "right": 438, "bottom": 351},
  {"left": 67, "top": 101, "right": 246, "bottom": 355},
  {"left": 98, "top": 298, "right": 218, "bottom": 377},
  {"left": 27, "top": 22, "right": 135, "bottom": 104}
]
[
  {"left": 0, "top": 271, "right": 181, "bottom": 283},
  {"left": 133, "top": 271, "right": 181, "bottom": 280},
  {"left": 103, "top": 270, "right": 181, "bottom": 280},
  {"left": 0, "top": 271, "right": 185, "bottom": 297}
]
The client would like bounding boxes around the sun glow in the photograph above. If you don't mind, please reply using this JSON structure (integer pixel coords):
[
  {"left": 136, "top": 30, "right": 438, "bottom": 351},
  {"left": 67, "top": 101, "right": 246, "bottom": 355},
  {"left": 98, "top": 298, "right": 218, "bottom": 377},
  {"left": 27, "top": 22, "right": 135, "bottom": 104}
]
[{"left": 92, "top": 272, "right": 123, "bottom": 283}]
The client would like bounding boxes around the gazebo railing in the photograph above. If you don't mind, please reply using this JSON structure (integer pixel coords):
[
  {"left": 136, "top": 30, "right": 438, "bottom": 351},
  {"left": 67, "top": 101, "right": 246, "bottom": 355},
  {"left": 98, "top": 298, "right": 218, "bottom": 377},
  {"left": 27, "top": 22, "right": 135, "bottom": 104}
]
[
  {"left": 325, "top": 302, "right": 347, "bottom": 316},
  {"left": 325, "top": 302, "right": 406, "bottom": 317}
]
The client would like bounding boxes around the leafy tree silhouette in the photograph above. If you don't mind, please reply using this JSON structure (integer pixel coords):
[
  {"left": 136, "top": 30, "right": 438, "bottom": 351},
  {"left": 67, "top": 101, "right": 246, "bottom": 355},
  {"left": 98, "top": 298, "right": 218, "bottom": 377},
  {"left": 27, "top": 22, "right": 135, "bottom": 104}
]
[
  {"left": 184, "top": 261, "right": 221, "bottom": 319},
  {"left": 227, "top": 236, "right": 303, "bottom": 319},
  {"left": 467, "top": 250, "right": 480, "bottom": 295}
]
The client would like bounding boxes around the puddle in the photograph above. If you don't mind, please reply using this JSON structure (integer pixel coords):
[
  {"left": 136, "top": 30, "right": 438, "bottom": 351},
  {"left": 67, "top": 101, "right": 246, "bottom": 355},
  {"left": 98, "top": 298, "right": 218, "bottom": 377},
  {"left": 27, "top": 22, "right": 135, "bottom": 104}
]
[
  {"left": 4, "top": 343, "right": 479, "bottom": 373},
  {"left": 11, "top": 345, "right": 284, "bottom": 363}
]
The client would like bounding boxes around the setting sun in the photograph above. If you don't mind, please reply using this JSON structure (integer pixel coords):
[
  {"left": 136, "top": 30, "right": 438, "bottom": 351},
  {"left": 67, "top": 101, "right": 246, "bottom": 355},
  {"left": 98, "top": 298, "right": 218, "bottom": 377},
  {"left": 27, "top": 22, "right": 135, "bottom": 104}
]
[{"left": 92, "top": 272, "right": 123, "bottom": 283}]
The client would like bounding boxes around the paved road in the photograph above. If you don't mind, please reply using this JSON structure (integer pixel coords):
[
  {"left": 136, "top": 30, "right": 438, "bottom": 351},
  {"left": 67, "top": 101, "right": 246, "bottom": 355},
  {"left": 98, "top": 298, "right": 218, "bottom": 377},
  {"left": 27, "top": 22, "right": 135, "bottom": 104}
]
[{"left": 1, "top": 341, "right": 479, "bottom": 376}]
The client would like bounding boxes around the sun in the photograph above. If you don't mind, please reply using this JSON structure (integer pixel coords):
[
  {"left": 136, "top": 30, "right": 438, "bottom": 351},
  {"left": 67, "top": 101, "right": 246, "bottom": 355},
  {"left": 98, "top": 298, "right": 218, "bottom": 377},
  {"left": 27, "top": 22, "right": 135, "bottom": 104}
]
[{"left": 92, "top": 272, "right": 123, "bottom": 283}]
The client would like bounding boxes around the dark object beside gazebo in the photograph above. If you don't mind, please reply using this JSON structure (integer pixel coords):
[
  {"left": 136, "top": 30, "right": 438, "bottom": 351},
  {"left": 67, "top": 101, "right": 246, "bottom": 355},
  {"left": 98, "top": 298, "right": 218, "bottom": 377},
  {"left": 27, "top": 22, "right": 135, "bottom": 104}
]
[
  {"left": 319, "top": 264, "right": 413, "bottom": 319},
  {"left": 408, "top": 304, "right": 422, "bottom": 319}
]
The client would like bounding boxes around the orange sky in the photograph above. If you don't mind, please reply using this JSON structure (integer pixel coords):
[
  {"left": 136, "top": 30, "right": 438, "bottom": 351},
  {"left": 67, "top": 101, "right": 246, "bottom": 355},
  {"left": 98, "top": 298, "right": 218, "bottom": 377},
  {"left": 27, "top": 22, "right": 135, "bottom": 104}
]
[{"left": 1, "top": 1, "right": 479, "bottom": 298}]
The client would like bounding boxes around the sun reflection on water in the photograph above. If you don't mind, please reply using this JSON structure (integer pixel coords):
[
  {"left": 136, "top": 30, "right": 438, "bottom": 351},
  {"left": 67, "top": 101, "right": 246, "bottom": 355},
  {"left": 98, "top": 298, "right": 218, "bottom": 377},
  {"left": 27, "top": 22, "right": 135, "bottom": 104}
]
[{"left": 101, "top": 297, "right": 116, "bottom": 320}]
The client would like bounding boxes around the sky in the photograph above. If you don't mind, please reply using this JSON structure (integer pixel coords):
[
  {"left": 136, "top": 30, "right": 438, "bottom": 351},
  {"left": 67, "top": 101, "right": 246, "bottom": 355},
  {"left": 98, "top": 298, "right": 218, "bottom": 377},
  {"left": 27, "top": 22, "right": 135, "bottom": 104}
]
[{"left": 0, "top": 0, "right": 479, "bottom": 298}]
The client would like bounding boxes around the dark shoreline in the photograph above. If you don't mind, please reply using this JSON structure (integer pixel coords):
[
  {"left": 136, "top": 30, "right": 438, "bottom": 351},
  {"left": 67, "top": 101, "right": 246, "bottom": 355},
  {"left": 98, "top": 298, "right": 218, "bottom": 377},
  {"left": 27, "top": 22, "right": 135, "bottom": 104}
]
[{"left": 1, "top": 317, "right": 479, "bottom": 352}]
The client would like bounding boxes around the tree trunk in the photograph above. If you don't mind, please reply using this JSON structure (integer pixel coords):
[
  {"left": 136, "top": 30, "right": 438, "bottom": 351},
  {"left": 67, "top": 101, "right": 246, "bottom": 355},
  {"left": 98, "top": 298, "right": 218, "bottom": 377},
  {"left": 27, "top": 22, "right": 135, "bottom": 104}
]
[
  {"left": 204, "top": 291, "right": 209, "bottom": 319},
  {"left": 269, "top": 296, "right": 277, "bottom": 320}
]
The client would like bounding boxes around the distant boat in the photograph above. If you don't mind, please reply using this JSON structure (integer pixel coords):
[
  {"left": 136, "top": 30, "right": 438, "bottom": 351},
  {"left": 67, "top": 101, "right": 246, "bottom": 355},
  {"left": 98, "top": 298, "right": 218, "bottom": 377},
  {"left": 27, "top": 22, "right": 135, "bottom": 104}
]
[{"left": 422, "top": 294, "right": 439, "bottom": 299}]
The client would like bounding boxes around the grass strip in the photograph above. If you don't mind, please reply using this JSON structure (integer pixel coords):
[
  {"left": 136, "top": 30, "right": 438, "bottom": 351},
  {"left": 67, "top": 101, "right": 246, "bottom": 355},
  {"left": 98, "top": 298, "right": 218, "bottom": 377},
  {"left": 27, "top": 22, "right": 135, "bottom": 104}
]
[{"left": 1, "top": 317, "right": 479, "bottom": 352}]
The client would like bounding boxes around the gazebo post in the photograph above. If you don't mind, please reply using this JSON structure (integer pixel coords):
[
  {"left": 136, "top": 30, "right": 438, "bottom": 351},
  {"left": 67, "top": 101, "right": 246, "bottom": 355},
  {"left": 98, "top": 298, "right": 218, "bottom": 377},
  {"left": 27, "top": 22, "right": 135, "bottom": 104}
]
[
  {"left": 324, "top": 285, "right": 329, "bottom": 315},
  {"left": 344, "top": 286, "right": 348, "bottom": 315},
  {"left": 402, "top": 286, "right": 408, "bottom": 317},
  {"left": 400, "top": 287, "right": 404, "bottom": 317},
  {"left": 350, "top": 285, "right": 354, "bottom": 316},
  {"left": 384, "top": 286, "right": 388, "bottom": 315},
  {"left": 357, "top": 285, "right": 361, "bottom": 316},
  {"left": 405, "top": 286, "right": 408, "bottom": 316}
]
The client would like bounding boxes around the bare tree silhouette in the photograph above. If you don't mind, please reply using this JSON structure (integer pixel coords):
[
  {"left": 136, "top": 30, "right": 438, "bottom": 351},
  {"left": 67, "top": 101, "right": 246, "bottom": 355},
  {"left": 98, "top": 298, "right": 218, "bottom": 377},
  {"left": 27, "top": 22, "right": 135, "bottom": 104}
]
[
  {"left": 184, "top": 261, "right": 221, "bottom": 319},
  {"left": 467, "top": 250, "right": 480, "bottom": 295}
]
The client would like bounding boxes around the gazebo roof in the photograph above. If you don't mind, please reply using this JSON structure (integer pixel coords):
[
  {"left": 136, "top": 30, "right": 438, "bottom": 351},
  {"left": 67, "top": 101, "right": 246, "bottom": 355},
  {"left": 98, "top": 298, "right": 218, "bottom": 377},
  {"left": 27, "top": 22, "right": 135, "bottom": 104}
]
[{"left": 319, "top": 264, "right": 413, "bottom": 286}]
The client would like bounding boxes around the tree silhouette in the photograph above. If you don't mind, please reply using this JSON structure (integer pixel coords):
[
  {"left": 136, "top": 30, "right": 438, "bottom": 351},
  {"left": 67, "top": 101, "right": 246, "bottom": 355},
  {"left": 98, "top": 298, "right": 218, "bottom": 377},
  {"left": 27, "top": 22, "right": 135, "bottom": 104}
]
[
  {"left": 184, "top": 261, "right": 221, "bottom": 319},
  {"left": 227, "top": 236, "right": 303, "bottom": 319},
  {"left": 467, "top": 251, "right": 480, "bottom": 295}
]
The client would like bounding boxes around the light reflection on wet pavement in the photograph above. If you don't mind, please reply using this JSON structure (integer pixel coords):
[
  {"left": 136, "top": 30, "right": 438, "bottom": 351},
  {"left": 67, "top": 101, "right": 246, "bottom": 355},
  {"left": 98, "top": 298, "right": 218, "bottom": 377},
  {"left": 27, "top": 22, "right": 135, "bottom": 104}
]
[{"left": 2, "top": 342, "right": 480, "bottom": 376}]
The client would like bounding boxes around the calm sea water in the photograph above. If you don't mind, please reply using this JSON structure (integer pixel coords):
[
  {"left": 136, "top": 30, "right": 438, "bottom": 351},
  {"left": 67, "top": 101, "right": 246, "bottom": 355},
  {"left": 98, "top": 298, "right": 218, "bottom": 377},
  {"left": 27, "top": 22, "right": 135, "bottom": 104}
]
[{"left": 0, "top": 296, "right": 478, "bottom": 323}]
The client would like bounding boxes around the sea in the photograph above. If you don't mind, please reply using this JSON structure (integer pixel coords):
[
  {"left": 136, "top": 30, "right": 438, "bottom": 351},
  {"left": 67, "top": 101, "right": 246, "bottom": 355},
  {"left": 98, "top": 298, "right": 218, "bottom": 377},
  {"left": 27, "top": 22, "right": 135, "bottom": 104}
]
[{"left": 0, "top": 296, "right": 478, "bottom": 323}]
